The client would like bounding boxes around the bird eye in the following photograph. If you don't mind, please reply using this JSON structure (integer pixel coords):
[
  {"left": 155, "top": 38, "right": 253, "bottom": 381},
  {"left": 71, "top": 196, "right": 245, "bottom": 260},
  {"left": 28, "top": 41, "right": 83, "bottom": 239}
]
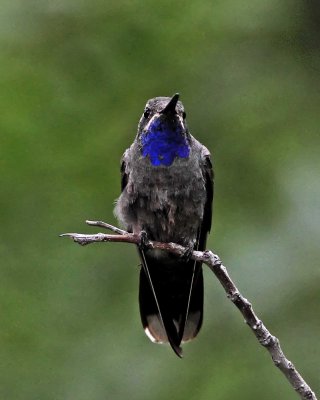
[
  {"left": 182, "top": 111, "right": 186, "bottom": 119},
  {"left": 143, "top": 108, "right": 150, "bottom": 119}
]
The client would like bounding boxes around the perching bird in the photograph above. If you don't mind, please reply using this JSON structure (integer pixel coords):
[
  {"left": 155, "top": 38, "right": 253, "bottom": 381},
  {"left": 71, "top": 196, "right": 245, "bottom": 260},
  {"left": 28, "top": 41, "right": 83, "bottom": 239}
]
[{"left": 114, "top": 94, "right": 213, "bottom": 357}]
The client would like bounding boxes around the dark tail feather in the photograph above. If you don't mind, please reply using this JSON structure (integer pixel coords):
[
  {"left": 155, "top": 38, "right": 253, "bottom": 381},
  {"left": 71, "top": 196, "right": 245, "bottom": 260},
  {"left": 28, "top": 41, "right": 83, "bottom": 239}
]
[
  {"left": 138, "top": 249, "right": 203, "bottom": 356},
  {"left": 179, "top": 263, "right": 203, "bottom": 343},
  {"left": 139, "top": 268, "right": 183, "bottom": 357}
]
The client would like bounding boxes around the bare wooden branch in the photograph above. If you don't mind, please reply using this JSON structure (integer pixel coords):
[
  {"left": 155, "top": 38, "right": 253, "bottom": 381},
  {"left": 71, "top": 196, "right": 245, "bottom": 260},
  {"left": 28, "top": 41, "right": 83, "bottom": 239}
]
[
  {"left": 60, "top": 221, "right": 317, "bottom": 400},
  {"left": 86, "top": 220, "right": 127, "bottom": 235}
]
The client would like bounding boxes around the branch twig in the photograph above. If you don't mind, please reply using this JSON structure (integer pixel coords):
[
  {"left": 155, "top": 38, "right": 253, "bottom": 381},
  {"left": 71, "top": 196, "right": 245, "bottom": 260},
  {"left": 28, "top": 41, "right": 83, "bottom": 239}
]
[{"left": 60, "top": 220, "right": 317, "bottom": 400}]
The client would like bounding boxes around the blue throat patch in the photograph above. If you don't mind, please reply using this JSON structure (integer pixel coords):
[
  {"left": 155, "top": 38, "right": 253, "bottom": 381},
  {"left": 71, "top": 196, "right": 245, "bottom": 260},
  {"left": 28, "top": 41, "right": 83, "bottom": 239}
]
[{"left": 141, "top": 118, "right": 190, "bottom": 166}]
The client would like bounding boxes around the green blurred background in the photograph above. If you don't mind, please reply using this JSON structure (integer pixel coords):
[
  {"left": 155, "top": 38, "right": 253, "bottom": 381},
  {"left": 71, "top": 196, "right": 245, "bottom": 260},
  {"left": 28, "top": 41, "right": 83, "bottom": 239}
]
[{"left": 1, "top": 0, "right": 319, "bottom": 399}]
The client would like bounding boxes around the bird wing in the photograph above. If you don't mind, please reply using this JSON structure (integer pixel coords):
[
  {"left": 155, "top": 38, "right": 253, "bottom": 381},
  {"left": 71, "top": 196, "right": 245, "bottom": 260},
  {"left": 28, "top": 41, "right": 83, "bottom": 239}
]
[
  {"left": 180, "top": 151, "right": 214, "bottom": 342},
  {"left": 120, "top": 152, "right": 129, "bottom": 192},
  {"left": 198, "top": 151, "right": 214, "bottom": 249}
]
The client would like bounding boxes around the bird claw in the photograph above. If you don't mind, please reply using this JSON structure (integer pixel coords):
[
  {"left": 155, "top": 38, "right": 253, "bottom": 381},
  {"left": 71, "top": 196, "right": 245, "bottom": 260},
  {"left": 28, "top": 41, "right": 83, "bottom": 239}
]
[
  {"left": 181, "top": 244, "right": 194, "bottom": 262},
  {"left": 139, "top": 230, "right": 150, "bottom": 251}
]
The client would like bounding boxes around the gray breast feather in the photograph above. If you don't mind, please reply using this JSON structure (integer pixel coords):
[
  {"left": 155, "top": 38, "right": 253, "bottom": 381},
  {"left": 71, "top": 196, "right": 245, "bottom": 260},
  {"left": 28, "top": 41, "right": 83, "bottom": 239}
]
[{"left": 114, "top": 136, "right": 210, "bottom": 245}]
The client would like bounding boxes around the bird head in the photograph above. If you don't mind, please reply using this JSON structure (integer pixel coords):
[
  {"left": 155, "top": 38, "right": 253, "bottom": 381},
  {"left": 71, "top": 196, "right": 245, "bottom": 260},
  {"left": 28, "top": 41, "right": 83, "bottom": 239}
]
[{"left": 137, "top": 94, "right": 190, "bottom": 166}]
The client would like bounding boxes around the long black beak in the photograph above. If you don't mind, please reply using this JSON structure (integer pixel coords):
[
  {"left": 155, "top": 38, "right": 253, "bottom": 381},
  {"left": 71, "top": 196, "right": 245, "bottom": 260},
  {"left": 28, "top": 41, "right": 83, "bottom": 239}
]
[{"left": 161, "top": 93, "right": 179, "bottom": 114}]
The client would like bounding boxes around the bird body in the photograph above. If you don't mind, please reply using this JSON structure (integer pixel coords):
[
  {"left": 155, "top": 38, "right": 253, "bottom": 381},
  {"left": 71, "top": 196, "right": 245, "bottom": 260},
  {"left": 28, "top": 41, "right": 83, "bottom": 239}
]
[{"left": 115, "top": 94, "right": 213, "bottom": 356}]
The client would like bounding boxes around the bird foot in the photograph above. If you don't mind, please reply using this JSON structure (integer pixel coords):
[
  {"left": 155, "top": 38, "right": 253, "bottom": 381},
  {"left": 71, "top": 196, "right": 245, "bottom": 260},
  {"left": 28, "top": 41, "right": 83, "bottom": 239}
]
[
  {"left": 180, "top": 244, "right": 194, "bottom": 263},
  {"left": 138, "top": 230, "right": 150, "bottom": 251}
]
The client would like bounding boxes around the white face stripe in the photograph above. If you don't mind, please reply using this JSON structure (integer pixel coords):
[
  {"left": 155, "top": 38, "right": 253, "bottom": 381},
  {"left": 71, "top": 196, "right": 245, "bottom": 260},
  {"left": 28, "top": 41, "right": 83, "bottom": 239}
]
[
  {"left": 177, "top": 114, "right": 185, "bottom": 129},
  {"left": 144, "top": 113, "right": 159, "bottom": 132}
]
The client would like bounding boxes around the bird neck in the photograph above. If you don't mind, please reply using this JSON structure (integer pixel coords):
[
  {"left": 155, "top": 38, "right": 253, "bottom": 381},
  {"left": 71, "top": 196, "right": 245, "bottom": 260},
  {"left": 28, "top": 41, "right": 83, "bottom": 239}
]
[{"left": 140, "top": 119, "right": 190, "bottom": 166}]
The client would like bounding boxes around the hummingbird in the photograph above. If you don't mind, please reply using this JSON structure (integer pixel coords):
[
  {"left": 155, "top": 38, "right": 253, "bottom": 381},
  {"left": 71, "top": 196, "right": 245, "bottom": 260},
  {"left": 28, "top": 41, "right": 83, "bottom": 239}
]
[{"left": 114, "top": 94, "right": 213, "bottom": 357}]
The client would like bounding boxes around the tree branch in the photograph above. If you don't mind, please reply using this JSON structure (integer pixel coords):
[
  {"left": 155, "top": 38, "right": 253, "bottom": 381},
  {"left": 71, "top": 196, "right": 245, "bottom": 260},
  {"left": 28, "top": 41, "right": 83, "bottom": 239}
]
[{"left": 60, "top": 220, "right": 317, "bottom": 400}]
